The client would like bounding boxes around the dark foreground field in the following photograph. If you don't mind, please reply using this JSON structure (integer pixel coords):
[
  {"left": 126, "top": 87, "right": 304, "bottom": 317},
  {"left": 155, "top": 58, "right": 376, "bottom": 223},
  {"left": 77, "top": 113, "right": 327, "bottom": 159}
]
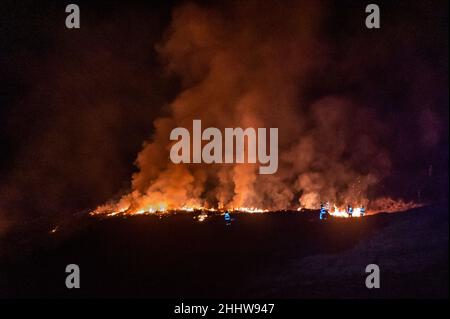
[{"left": 1, "top": 203, "right": 448, "bottom": 298}]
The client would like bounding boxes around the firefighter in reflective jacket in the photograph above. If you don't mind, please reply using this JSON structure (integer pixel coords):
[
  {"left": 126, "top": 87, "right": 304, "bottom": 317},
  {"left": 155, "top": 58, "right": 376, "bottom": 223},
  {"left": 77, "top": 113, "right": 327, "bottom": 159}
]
[
  {"left": 320, "top": 203, "right": 328, "bottom": 220},
  {"left": 224, "top": 211, "right": 232, "bottom": 225},
  {"left": 347, "top": 205, "right": 353, "bottom": 217},
  {"left": 360, "top": 206, "right": 366, "bottom": 217}
]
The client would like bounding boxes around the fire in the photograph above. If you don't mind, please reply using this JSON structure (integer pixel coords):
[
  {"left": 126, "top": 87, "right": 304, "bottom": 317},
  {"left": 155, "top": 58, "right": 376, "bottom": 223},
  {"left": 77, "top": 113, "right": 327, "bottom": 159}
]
[
  {"left": 195, "top": 212, "right": 208, "bottom": 222},
  {"left": 89, "top": 202, "right": 270, "bottom": 217},
  {"left": 328, "top": 205, "right": 363, "bottom": 218},
  {"left": 90, "top": 202, "right": 168, "bottom": 217},
  {"left": 232, "top": 207, "right": 269, "bottom": 213},
  {"left": 49, "top": 226, "right": 59, "bottom": 234},
  {"left": 88, "top": 194, "right": 418, "bottom": 218},
  {"left": 89, "top": 201, "right": 354, "bottom": 218}
]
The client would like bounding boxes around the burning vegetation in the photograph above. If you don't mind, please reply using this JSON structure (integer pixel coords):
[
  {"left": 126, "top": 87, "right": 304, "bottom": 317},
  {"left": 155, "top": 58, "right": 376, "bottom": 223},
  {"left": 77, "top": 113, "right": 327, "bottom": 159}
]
[{"left": 89, "top": 195, "right": 420, "bottom": 219}]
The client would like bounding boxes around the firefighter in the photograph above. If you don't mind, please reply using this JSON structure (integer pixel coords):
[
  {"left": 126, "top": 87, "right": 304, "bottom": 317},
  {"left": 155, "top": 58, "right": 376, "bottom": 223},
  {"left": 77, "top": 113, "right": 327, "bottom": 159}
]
[
  {"left": 360, "top": 206, "right": 366, "bottom": 217},
  {"left": 224, "top": 211, "right": 232, "bottom": 225},
  {"left": 320, "top": 203, "right": 328, "bottom": 220},
  {"left": 347, "top": 205, "right": 353, "bottom": 217}
]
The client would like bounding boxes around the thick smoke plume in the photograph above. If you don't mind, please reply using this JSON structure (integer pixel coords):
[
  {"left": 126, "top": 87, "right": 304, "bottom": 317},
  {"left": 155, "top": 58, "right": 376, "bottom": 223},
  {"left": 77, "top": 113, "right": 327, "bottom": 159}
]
[{"left": 105, "top": 1, "right": 395, "bottom": 212}]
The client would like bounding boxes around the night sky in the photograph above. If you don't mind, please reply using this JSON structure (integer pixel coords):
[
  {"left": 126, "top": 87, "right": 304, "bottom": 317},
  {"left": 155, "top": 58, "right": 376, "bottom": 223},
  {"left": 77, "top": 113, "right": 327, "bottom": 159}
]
[{"left": 0, "top": 0, "right": 448, "bottom": 235}]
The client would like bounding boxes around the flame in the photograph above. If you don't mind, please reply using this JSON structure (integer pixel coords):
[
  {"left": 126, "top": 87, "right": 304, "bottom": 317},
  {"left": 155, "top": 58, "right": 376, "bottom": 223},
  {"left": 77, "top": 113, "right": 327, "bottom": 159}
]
[
  {"left": 90, "top": 202, "right": 168, "bottom": 217},
  {"left": 328, "top": 205, "right": 363, "bottom": 218},
  {"left": 49, "top": 226, "right": 59, "bottom": 234},
  {"left": 89, "top": 202, "right": 348, "bottom": 217},
  {"left": 89, "top": 203, "right": 269, "bottom": 217},
  {"left": 89, "top": 195, "right": 418, "bottom": 218},
  {"left": 195, "top": 212, "right": 208, "bottom": 222},
  {"left": 232, "top": 207, "right": 269, "bottom": 213}
]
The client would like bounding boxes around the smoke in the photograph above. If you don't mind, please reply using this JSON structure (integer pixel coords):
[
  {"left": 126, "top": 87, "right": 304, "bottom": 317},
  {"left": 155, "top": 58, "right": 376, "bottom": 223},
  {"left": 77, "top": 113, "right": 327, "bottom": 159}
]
[{"left": 107, "top": 1, "right": 398, "bottom": 212}]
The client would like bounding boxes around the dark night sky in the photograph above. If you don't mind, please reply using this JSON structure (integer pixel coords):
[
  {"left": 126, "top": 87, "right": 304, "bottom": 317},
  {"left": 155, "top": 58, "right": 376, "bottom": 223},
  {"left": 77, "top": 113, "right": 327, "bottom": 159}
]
[{"left": 0, "top": 0, "right": 448, "bottom": 232}]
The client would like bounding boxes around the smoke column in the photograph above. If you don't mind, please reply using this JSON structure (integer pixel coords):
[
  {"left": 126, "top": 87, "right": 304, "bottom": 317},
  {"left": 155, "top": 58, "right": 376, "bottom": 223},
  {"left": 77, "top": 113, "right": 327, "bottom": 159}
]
[{"left": 105, "top": 1, "right": 397, "bottom": 213}]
